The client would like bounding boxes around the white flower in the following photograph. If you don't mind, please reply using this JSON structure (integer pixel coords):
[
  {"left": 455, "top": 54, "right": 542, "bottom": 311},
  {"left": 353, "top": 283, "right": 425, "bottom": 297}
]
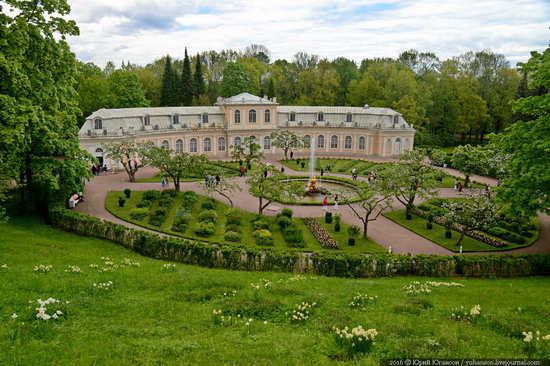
[
  {"left": 56, "top": 310, "right": 63, "bottom": 315},
  {"left": 11, "top": 313, "right": 17, "bottom": 319},
  {"left": 263, "top": 321, "right": 268, "bottom": 325},
  {"left": 523, "top": 331, "right": 533, "bottom": 343},
  {"left": 542, "top": 334, "right": 550, "bottom": 341}
]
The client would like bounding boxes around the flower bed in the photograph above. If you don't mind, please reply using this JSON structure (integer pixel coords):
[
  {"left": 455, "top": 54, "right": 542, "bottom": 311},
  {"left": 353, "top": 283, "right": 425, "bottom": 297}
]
[{"left": 303, "top": 218, "right": 339, "bottom": 249}]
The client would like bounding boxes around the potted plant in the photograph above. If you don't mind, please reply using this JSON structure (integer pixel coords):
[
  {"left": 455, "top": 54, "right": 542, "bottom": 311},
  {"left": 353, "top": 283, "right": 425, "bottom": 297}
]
[
  {"left": 118, "top": 197, "right": 126, "bottom": 208},
  {"left": 347, "top": 225, "right": 360, "bottom": 246},
  {"left": 325, "top": 212, "right": 333, "bottom": 224},
  {"left": 426, "top": 213, "right": 433, "bottom": 230},
  {"left": 334, "top": 214, "right": 342, "bottom": 232},
  {"left": 124, "top": 188, "right": 132, "bottom": 198}
]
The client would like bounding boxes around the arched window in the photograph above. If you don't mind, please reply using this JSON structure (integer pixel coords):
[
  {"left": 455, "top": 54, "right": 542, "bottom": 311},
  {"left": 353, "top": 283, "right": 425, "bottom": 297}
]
[
  {"left": 175, "top": 139, "right": 183, "bottom": 153},
  {"left": 318, "top": 112, "right": 324, "bottom": 121},
  {"left": 95, "top": 148, "right": 104, "bottom": 155},
  {"left": 234, "top": 110, "right": 241, "bottom": 124},
  {"left": 94, "top": 118, "right": 102, "bottom": 130},
  {"left": 190, "top": 138, "right": 197, "bottom": 153},
  {"left": 203, "top": 137, "right": 211, "bottom": 152},
  {"left": 263, "top": 136, "right": 271, "bottom": 150},
  {"left": 234, "top": 137, "right": 241, "bottom": 147},
  {"left": 161, "top": 140, "right": 170, "bottom": 149},
  {"left": 264, "top": 110, "right": 271, "bottom": 123},
  {"left": 218, "top": 137, "right": 226, "bottom": 151},
  {"left": 144, "top": 116, "right": 151, "bottom": 126},
  {"left": 317, "top": 135, "right": 325, "bottom": 149},
  {"left": 344, "top": 136, "right": 352, "bottom": 149},
  {"left": 394, "top": 138, "right": 402, "bottom": 155},
  {"left": 303, "top": 135, "right": 311, "bottom": 148},
  {"left": 289, "top": 112, "right": 296, "bottom": 122},
  {"left": 202, "top": 113, "right": 209, "bottom": 124},
  {"left": 358, "top": 136, "right": 366, "bottom": 150},
  {"left": 346, "top": 113, "right": 352, "bottom": 122},
  {"left": 331, "top": 135, "right": 338, "bottom": 149},
  {"left": 172, "top": 115, "right": 179, "bottom": 124},
  {"left": 249, "top": 109, "right": 256, "bottom": 123}
]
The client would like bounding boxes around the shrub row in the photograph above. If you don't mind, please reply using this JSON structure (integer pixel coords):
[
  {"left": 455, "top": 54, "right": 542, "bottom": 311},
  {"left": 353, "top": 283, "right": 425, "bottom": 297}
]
[
  {"left": 303, "top": 218, "right": 339, "bottom": 249},
  {"left": 49, "top": 207, "right": 550, "bottom": 278},
  {"left": 171, "top": 191, "right": 198, "bottom": 233},
  {"left": 224, "top": 208, "right": 242, "bottom": 243},
  {"left": 149, "top": 190, "right": 177, "bottom": 227}
]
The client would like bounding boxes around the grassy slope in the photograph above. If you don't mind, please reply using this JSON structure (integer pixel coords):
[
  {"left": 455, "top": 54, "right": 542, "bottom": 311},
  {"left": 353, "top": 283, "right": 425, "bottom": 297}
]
[
  {"left": 106, "top": 191, "right": 384, "bottom": 253},
  {"left": 384, "top": 210, "right": 532, "bottom": 252},
  {"left": 1, "top": 216, "right": 549, "bottom": 364}
]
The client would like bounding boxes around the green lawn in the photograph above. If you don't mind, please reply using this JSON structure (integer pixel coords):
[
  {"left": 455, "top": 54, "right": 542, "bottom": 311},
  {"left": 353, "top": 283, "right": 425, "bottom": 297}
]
[
  {"left": 106, "top": 190, "right": 383, "bottom": 253},
  {"left": 1, "top": 216, "right": 549, "bottom": 364},
  {"left": 316, "top": 218, "right": 385, "bottom": 253},
  {"left": 384, "top": 210, "right": 533, "bottom": 252},
  {"left": 136, "top": 161, "right": 240, "bottom": 183}
]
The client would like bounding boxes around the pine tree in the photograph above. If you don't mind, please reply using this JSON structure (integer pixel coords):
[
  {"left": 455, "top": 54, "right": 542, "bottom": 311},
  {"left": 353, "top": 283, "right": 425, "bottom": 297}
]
[
  {"left": 267, "top": 78, "right": 276, "bottom": 99},
  {"left": 193, "top": 53, "right": 205, "bottom": 100},
  {"left": 160, "top": 55, "right": 177, "bottom": 106},
  {"left": 181, "top": 48, "right": 193, "bottom": 106}
]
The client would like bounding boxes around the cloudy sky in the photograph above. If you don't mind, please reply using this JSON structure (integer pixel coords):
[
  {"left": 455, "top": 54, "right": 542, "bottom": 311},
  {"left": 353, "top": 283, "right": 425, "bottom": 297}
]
[{"left": 65, "top": 0, "right": 549, "bottom": 67}]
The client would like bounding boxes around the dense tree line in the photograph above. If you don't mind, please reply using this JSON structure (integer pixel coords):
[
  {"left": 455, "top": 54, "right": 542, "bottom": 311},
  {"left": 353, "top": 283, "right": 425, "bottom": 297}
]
[{"left": 76, "top": 45, "right": 523, "bottom": 145}]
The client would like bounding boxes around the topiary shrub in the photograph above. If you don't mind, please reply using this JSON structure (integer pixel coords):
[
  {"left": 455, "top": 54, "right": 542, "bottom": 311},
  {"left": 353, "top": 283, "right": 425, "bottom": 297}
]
[
  {"left": 254, "top": 229, "right": 273, "bottom": 246},
  {"left": 281, "top": 208, "right": 293, "bottom": 218},
  {"left": 224, "top": 230, "right": 242, "bottom": 243},
  {"left": 277, "top": 215, "right": 292, "bottom": 229},
  {"left": 325, "top": 212, "right": 333, "bottom": 224},
  {"left": 445, "top": 230, "right": 452, "bottom": 239},
  {"left": 149, "top": 207, "right": 168, "bottom": 227},
  {"left": 202, "top": 198, "right": 217, "bottom": 210},
  {"left": 335, "top": 222, "right": 341, "bottom": 232},
  {"left": 252, "top": 219, "right": 270, "bottom": 230},
  {"left": 172, "top": 210, "right": 193, "bottom": 232},
  {"left": 136, "top": 199, "right": 153, "bottom": 208},
  {"left": 348, "top": 238, "right": 356, "bottom": 246},
  {"left": 143, "top": 190, "right": 160, "bottom": 201},
  {"left": 194, "top": 222, "right": 216, "bottom": 237},
  {"left": 283, "top": 225, "right": 305, "bottom": 248},
  {"left": 129, "top": 208, "right": 149, "bottom": 221},
  {"left": 225, "top": 223, "right": 242, "bottom": 233},
  {"left": 161, "top": 189, "right": 177, "bottom": 198},
  {"left": 124, "top": 188, "right": 132, "bottom": 198},
  {"left": 198, "top": 210, "right": 218, "bottom": 224},
  {"left": 300, "top": 161, "right": 305, "bottom": 168},
  {"left": 118, "top": 197, "right": 126, "bottom": 207},
  {"left": 226, "top": 208, "right": 242, "bottom": 225}
]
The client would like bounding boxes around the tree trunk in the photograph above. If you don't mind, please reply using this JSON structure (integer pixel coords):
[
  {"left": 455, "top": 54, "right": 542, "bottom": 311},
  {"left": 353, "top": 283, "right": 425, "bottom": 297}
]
[
  {"left": 405, "top": 203, "right": 414, "bottom": 219},
  {"left": 284, "top": 148, "right": 288, "bottom": 160},
  {"left": 174, "top": 178, "right": 180, "bottom": 192},
  {"left": 258, "top": 196, "right": 263, "bottom": 215},
  {"left": 362, "top": 219, "right": 369, "bottom": 239},
  {"left": 456, "top": 230, "right": 466, "bottom": 246}
]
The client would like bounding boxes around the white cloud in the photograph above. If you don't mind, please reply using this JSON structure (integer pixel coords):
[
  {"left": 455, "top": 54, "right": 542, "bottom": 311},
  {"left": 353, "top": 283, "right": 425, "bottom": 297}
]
[{"left": 65, "top": 0, "right": 550, "bottom": 67}]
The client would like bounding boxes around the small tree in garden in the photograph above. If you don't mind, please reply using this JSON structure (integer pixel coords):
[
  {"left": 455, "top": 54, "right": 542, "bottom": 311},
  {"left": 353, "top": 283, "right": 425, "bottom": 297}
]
[
  {"left": 230, "top": 136, "right": 264, "bottom": 169},
  {"left": 270, "top": 130, "right": 305, "bottom": 160},
  {"left": 451, "top": 145, "right": 489, "bottom": 188},
  {"left": 201, "top": 176, "right": 242, "bottom": 207},
  {"left": 246, "top": 163, "right": 302, "bottom": 214},
  {"left": 344, "top": 180, "right": 394, "bottom": 239},
  {"left": 382, "top": 149, "right": 439, "bottom": 219},
  {"left": 103, "top": 141, "right": 153, "bottom": 182},
  {"left": 143, "top": 146, "right": 208, "bottom": 192},
  {"left": 347, "top": 225, "right": 361, "bottom": 246},
  {"left": 442, "top": 192, "right": 496, "bottom": 246}
]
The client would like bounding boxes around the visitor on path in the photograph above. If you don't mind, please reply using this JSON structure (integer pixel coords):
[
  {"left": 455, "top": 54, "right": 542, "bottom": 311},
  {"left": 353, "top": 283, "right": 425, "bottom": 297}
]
[
  {"left": 457, "top": 182, "right": 463, "bottom": 192},
  {"left": 454, "top": 179, "right": 459, "bottom": 191},
  {"left": 333, "top": 195, "right": 339, "bottom": 210},
  {"left": 351, "top": 168, "right": 358, "bottom": 181},
  {"left": 97, "top": 165, "right": 102, "bottom": 175},
  {"left": 91, "top": 165, "right": 97, "bottom": 175},
  {"left": 320, "top": 168, "right": 324, "bottom": 176},
  {"left": 485, "top": 184, "right": 491, "bottom": 197},
  {"left": 239, "top": 166, "right": 244, "bottom": 177},
  {"left": 161, "top": 176, "right": 165, "bottom": 189},
  {"left": 290, "top": 151, "right": 294, "bottom": 159},
  {"left": 165, "top": 176, "right": 170, "bottom": 188},
  {"left": 281, "top": 166, "right": 285, "bottom": 173},
  {"left": 322, "top": 196, "right": 329, "bottom": 211},
  {"left": 215, "top": 175, "right": 220, "bottom": 186}
]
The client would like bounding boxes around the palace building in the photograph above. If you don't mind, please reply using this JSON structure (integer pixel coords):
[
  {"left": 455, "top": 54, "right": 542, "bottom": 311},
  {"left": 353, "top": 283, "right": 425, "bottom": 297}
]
[{"left": 78, "top": 93, "right": 415, "bottom": 167}]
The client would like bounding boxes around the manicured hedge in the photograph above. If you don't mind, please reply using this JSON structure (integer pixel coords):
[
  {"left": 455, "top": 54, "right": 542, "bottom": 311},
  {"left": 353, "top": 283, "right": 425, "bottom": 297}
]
[{"left": 49, "top": 207, "right": 550, "bottom": 278}]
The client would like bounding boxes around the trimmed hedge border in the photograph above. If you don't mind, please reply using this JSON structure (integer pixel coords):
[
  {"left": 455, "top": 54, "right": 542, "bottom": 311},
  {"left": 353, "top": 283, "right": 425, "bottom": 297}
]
[{"left": 49, "top": 207, "right": 550, "bottom": 278}]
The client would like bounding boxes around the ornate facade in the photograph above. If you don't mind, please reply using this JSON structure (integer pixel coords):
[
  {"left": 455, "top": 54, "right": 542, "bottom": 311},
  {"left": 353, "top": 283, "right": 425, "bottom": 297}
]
[{"left": 78, "top": 93, "right": 415, "bottom": 167}]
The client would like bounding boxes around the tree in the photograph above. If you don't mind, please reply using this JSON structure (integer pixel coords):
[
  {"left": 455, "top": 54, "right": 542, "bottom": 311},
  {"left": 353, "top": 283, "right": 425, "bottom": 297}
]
[
  {"left": 144, "top": 146, "right": 208, "bottom": 192},
  {"left": 493, "top": 47, "right": 550, "bottom": 218},
  {"left": 230, "top": 136, "right": 264, "bottom": 169},
  {"left": 193, "top": 53, "right": 205, "bottom": 102},
  {"left": 266, "top": 78, "right": 276, "bottom": 99},
  {"left": 270, "top": 130, "right": 304, "bottom": 159},
  {"left": 107, "top": 70, "right": 150, "bottom": 108},
  {"left": 160, "top": 55, "right": 178, "bottom": 106},
  {"left": 344, "top": 180, "right": 394, "bottom": 239},
  {"left": 381, "top": 149, "right": 440, "bottom": 219},
  {"left": 247, "top": 164, "right": 302, "bottom": 214},
  {"left": 103, "top": 141, "right": 152, "bottom": 183},
  {"left": 451, "top": 145, "right": 489, "bottom": 188},
  {"left": 180, "top": 48, "right": 193, "bottom": 106},
  {"left": 293, "top": 52, "right": 319, "bottom": 70},
  {"left": 243, "top": 44, "right": 271, "bottom": 64},
  {"left": 201, "top": 176, "right": 242, "bottom": 207},
  {"left": 221, "top": 62, "right": 251, "bottom": 97},
  {"left": 332, "top": 57, "right": 359, "bottom": 105},
  {"left": 443, "top": 192, "right": 496, "bottom": 246},
  {"left": 0, "top": 0, "right": 92, "bottom": 216}
]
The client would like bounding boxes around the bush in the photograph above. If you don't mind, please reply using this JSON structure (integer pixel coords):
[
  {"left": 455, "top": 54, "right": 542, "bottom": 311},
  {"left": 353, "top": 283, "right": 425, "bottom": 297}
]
[
  {"left": 224, "top": 230, "right": 242, "bottom": 243},
  {"left": 149, "top": 207, "right": 168, "bottom": 227},
  {"left": 335, "top": 222, "right": 341, "bottom": 232},
  {"left": 143, "top": 190, "right": 160, "bottom": 201},
  {"left": 325, "top": 212, "right": 333, "bottom": 224},
  {"left": 348, "top": 238, "right": 356, "bottom": 246},
  {"left": 225, "top": 208, "right": 242, "bottom": 225},
  {"left": 225, "top": 223, "right": 242, "bottom": 233},
  {"left": 426, "top": 222, "right": 433, "bottom": 230},
  {"left": 281, "top": 208, "right": 293, "bottom": 218},
  {"left": 283, "top": 225, "right": 305, "bottom": 248},
  {"left": 202, "top": 198, "right": 217, "bottom": 210},
  {"left": 487, "top": 227, "right": 527, "bottom": 244},
  {"left": 194, "top": 221, "right": 216, "bottom": 237},
  {"left": 445, "top": 230, "right": 452, "bottom": 239},
  {"left": 254, "top": 229, "right": 273, "bottom": 246},
  {"left": 118, "top": 197, "right": 126, "bottom": 207},
  {"left": 172, "top": 210, "right": 193, "bottom": 232},
  {"left": 129, "top": 208, "right": 149, "bottom": 221},
  {"left": 300, "top": 161, "right": 305, "bottom": 168},
  {"left": 172, "top": 222, "right": 188, "bottom": 233},
  {"left": 136, "top": 200, "right": 153, "bottom": 208},
  {"left": 161, "top": 189, "right": 177, "bottom": 198},
  {"left": 277, "top": 215, "right": 292, "bottom": 229},
  {"left": 252, "top": 219, "right": 270, "bottom": 230},
  {"left": 348, "top": 225, "right": 361, "bottom": 238},
  {"left": 198, "top": 210, "right": 218, "bottom": 224},
  {"left": 124, "top": 188, "right": 132, "bottom": 198}
]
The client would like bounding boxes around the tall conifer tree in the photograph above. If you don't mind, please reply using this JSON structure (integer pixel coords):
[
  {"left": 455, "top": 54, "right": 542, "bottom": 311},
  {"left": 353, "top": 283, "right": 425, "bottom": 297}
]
[
  {"left": 160, "top": 55, "right": 177, "bottom": 106},
  {"left": 193, "top": 53, "right": 205, "bottom": 100},
  {"left": 181, "top": 48, "right": 193, "bottom": 106}
]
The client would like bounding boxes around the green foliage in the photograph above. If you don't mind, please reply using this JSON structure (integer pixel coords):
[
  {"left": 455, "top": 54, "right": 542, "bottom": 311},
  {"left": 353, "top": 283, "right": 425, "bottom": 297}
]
[
  {"left": 283, "top": 225, "right": 305, "bottom": 248},
  {"left": 325, "top": 212, "right": 333, "bottom": 223},
  {"left": 281, "top": 208, "right": 293, "bottom": 218},
  {"left": 347, "top": 225, "right": 361, "bottom": 238},
  {"left": 172, "top": 210, "right": 193, "bottom": 232},
  {"left": 451, "top": 145, "right": 489, "bottom": 186},
  {"left": 118, "top": 197, "right": 126, "bottom": 207},
  {"left": 225, "top": 208, "right": 242, "bottom": 225},
  {"left": 202, "top": 198, "right": 217, "bottom": 210},
  {"left": 149, "top": 207, "right": 168, "bottom": 227},
  {"left": 253, "top": 229, "right": 273, "bottom": 246},
  {"left": 198, "top": 210, "right": 218, "bottom": 224},
  {"left": 276, "top": 215, "right": 292, "bottom": 229},
  {"left": 221, "top": 62, "right": 251, "bottom": 97},
  {"left": 129, "top": 208, "right": 149, "bottom": 221},
  {"left": 103, "top": 141, "right": 152, "bottom": 182},
  {"left": 193, "top": 222, "right": 216, "bottom": 237},
  {"left": 180, "top": 48, "right": 193, "bottom": 106},
  {"left": 143, "top": 190, "right": 161, "bottom": 201},
  {"left": 123, "top": 189, "right": 132, "bottom": 198},
  {"left": 269, "top": 130, "right": 305, "bottom": 159},
  {"left": 160, "top": 55, "right": 178, "bottom": 106},
  {"left": 252, "top": 219, "right": 270, "bottom": 231},
  {"left": 224, "top": 230, "right": 242, "bottom": 243},
  {"left": 230, "top": 136, "right": 264, "bottom": 168},
  {"left": 334, "top": 222, "right": 341, "bottom": 232}
]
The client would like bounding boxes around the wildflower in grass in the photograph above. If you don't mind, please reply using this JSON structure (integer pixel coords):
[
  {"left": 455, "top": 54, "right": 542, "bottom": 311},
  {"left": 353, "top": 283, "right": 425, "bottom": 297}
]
[
  {"left": 348, "top": 293, "right": 377, "bottom": 309},
  {"left": 427, "top": 339, "right": 440, "bottom": 347},
  {"left": 11, "top": 313, "right": 17, "bottom": 319},
  {"left": 93, "top": 281, "right": 113, "bottom": 291},
  {"left": 121, "top": 258, "right": 140, "bottom": 267},
  {"left": 65, "top": 265, "right": 81, "bottom": 273},
  {"left": 89, "top": 264, "right": 99, "bottom": 269},
  {"left": 221, "top": 290, "right": 237, "bottom": 299},
  {"left": 1, "top": 264, "right": 9, "bottom": 270},
  {"left": 403, "top": 281, "right": 431, "bottom": 295},
  {"left": 34, "top": 298, "right": 65, "bottom": 321},
  {"left": 33, "top": 264, "right": 53, "bottom": 273},
  {"left": 333, "top": 325, "right": 377, "bottom": 356},
  {"left": 289, "top": 302, "right": 316, "bottom": 323},
  {"left": 522, "top": 330, "right": 550, "bottom": 355},
  {"left": 288, "top": 275, "right": 307, "bottom": 283},
  {"left": 426, "top": 281, "right": 464, "bottom": 288},
  {"left": 162, "top": 263, "right": 176, "bottom": 271},
  {"left": 251, "top": 279, "right": 272, "bottom": 290},
  {"left": 451, "top": 305, "right": 482, "bottom": 323}
]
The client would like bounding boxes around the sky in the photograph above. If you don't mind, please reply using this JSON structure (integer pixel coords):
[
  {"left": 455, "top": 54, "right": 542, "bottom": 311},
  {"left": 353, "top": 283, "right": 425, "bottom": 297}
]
[{"left": 65, "top": 0, "right": 550, "bottom": 67}]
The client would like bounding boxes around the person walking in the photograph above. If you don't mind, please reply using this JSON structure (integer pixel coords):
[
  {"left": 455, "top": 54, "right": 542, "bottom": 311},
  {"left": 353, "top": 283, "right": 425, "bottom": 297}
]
[
  {"left": 161, "top": 176, "right": 165, "bottom": 189},
  {"left": 290, "top": 151, "right": 294, "bottom": 159},
  {"left": 91, "top": 165, "right": 97, "bottom": 176},
  {"left": 239, "top": 166, "right": 244, "bottom": 177},
  {"left": 215, "top": 174, "right": 220, "bottom": 186},
  {"left": 333, "top": 194, "right": 339, "bottom": 210},
  {"left": 322, "top": 196, "right": 329, "bottom": 211},
  {"left": 320, "top": 168, "right": 324, "bottom": 177}
]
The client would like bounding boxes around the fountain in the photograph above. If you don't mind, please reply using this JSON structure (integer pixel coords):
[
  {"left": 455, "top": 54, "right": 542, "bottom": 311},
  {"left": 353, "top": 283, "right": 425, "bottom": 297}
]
[{"left": 305, "top": 142, "right": 328, "bottom": 195}]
